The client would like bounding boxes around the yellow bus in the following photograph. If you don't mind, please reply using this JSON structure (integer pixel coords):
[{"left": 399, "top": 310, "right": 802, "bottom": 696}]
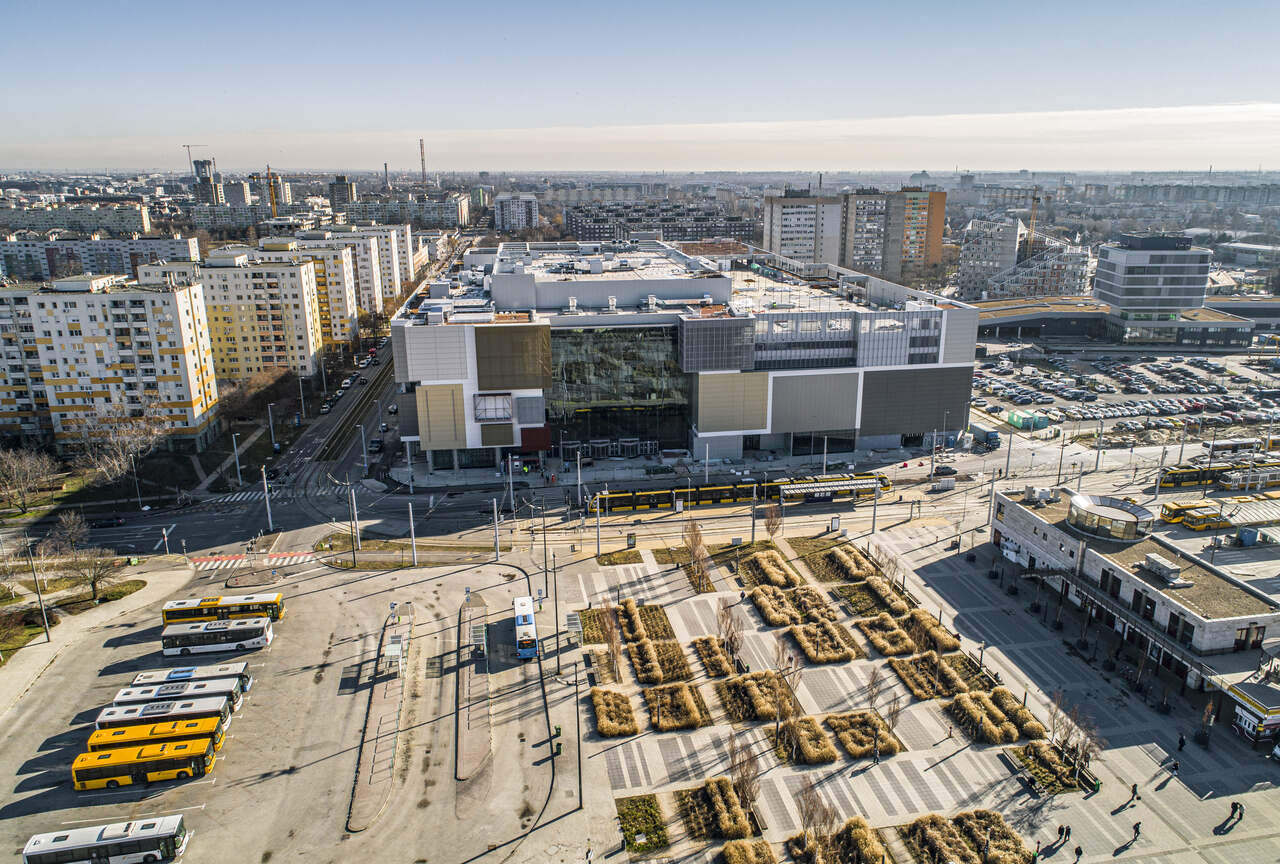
[
  {"left": 72, "top": 739, "right": 215, "bottom": 791},
  {"left": 161, "top": 593, "right": 285, "bottom": 625},
  {"left": 1159, "top": 501, "right": 1215, "bottom": 524},
  {"left": 87, "top": 717, "right": 227, "bottom": 753}
]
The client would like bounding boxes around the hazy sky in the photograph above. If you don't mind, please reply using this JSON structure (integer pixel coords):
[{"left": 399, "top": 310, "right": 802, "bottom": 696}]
[{"left": 3, "top": 0, "right": 1278, "bottom": 172}]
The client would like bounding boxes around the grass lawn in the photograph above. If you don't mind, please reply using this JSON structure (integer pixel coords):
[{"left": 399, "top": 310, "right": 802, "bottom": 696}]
[
  {"left": 316, "top": 532, "right": 509, "bottom": 553},
  {"left": 0, "top": 620, "right": 53, "bottom": 667},
  {"left": 20, "top": 575, "right": 84, "bottom": 594},
  {"left": 616, "top": 794, "right": 669, "bottom": 853},
  {"left": 652, "top": 546, "right": 692, "bottom": 566},
  {"left": 54, "top": 579, "right": 147, "bottom": 614},
  {"left": 598, "top": 549, "right": 643, "bottom": 565}
]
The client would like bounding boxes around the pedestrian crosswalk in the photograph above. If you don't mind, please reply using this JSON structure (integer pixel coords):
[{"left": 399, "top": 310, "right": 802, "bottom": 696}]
[
  {"left": 210, "top": 489, "right": 287, "bottom": 504},
  {"left": 191, "top": 552, "right": 317, "bottom": 570}
]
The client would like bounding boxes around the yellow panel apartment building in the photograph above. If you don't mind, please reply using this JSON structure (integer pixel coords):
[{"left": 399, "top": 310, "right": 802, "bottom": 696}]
[
  {"left": 198, "top": 248, "right": 322, "bottom": 381},
  {"left": 257, "top": 238, "right": 358, "bottom": 348},
  {"left": 0, "top": 273, "right": 219, "bottom": 451}
]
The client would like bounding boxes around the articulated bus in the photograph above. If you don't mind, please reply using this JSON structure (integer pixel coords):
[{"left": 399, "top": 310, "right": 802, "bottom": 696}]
[
  {"left": 72, "top": 739, "right": 215, "bottom": 791},
  {"left": 112, "top": 677, "right": 245, "bottom": 712},
  {"left": 1159, "top": 501, "right": 1216, "bottom": 524},
  {"left": 95, "top": 697, "right": 232, "bottom": 731},
  {"left": 593, "top": 472, "right": 892, "bottom": 513},
  {"left": 161, "top": 593, "right": 285, "bottom": 625},
  {"left": 22, "top": 815, "right": 191, "bottom": 864},
  {"left": 1219, "top": 468, "right": 1280, "bottom": 491},
  {"left": 132, "top": 661, "right": 254, "bottom": 693},
  {"left": 88, "top": 717, "right": 227, "bottom": 753},
  {"left": 161, "top": 618, "right": 273, "bottom": 656},
  {"left": 1202, "top": 438, "right": 1262, "bottom": 456},
  {"left": 513, "top": 596, "right": 538, "bottom": 661}
]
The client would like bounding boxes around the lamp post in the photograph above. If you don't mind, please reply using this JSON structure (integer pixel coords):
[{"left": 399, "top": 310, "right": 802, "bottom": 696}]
[
  {"left": 130, "top": 453, "right": 143, "bottom": 508},
  {"left": 231, "top": 433, "right": 243, "bottom": 487},
  {"left": 267, "top": 402, "right": 276, "bottom": 450},
  {"left": 552, "top": 551, "right": 561, "bottom": 674},
  {"left": 358, "top": 424, "right": 367, "bottom": 474}
]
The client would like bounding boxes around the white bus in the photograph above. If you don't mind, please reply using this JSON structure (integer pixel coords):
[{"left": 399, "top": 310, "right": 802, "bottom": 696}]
[
  {"left": 513, "top": 596, "right": 538, "bottom": 660},
  {"left": 113, "top": 677, "right": 245, "bottom": 712},
  {"left": 161, "top": 618, "right": 273, "bottom": 656},
  {"left": 132, "top": 661, "right": 254, "bottom": 693},
  {"left": 23, "top": 814, "right": 190, "bottom": 864},
  {"left": 95, "top": 696, "right": 232, "bottom": 731}
]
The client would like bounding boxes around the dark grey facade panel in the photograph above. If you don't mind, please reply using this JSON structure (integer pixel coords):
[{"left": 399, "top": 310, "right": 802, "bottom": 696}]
[
  {"left": 859, "top": 366, "right": 973, "bottom": 436},
  {"left": 516, "top": 395, "right": 545, "bottom": 424}
]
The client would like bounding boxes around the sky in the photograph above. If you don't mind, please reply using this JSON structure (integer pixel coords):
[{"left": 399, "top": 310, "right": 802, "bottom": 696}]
[{"left": 2, "top": 0, "right": 1278, "bottom": 172}]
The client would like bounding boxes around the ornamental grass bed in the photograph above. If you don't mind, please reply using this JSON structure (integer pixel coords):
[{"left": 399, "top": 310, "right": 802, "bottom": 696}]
[
  {"left": 692, "top": 635, "right": 734, "bottom": 677},
  {"left": 866, "top": 576, "right": 911, "bottom": 617},
  {"left": 899, "top": 608, "right": 960, "bottom": 653},
  {"left": 902, "top": 814, "right": 981, "bottom": 864},
  {"left": 789, "top": 619, "right": 858, "bottom": 664},
  {"left": 824, "top": 545, "right": 877, "bottom": 582},
  {"left": 579, "top": 608, "right": 609, "bottom": 644},
  {"left": 638, "top": 604, "right": 677, "bottom": 641},
  {"left": 721, "top": 838, "right": 776, "bottom": 864},
  {"left": 943, "top": 651, "right": 996, "bottom": 691},
  {"left": 952, "top": 810, "right": 1032, "bottom": 864},
  {"left": 716, "top": 671, "right": 788, "bottom": 722},
  {"left": 619, "top": 597, "right": 647, "bottom": 643},
  {"left": 856, "top": 613, "right": 917, "bottom": 657},
  {"left": 787, "top": 817, "right": 886, "bottom": 864},
  {"left": 1014, "top": 740, "right": 1082, "bottom": 794},
  {"left": 824, "top": 711, "right": 903, "bottom": 759},
  {"left": 654, "top": 640, "right": 694, "bottom": 682},
  {"left": 889, "top": 650, "right": 970, "bottom": 700},
  {"left": 750, "top": 585, "right": 803, "bottom": 627},
  {"left": 990, "top": 687, "right": 1047, "bottom": 740},
  {"left": 740, "top": 549, "right": 801, "bottom": 588},
  {"left": 787, "top": 586, "right": 839, "bottom": 623},
  {"left": 616, "top": 794, "right": 670, "bottom": 854},
  {"left": 772, "top": 716, "right": 839, "bottom": 764},
  {"left": 644, "top": 682, "right": 711, "bottom": 731},
  {"left": 676, "top": 777, "right": 752, "bottom": 841},
  {"left": 628, "top": 638, "right": 664, "bottom": 684},
  {"left": 946, "top": 691, "right": 1020, "bottom": 744},
  {"left": 590, "top": 687, "right": 638, "bottom": 737}
]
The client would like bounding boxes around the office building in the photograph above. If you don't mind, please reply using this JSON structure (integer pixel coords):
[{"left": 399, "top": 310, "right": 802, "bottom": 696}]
[
  {"left": 256, "top": 239, "right": 358, "bottom": 348},
  {"left": 295, "top": 230, "right": 382, "bottom": 315},
  {"left": 494, "top": 194, "right": 539, "bottom": 232},
  {"left": 390, "top": 240, "right": 977, "bottom": 469},
  {"left": 198, "top": 249, "right": 322, "bottom": 380},
  {"left": 328, "top": 175, "right": 358, "bottom": 208},
  {"left": 564, "top": 202, "right": 756, "bottom": 243},
  {"left": 0, "top": 273, "right": 219, "bottom": 450},
  {"left": 991, "top": 486, "right": 1279, "bottom": 690},
  {"left": 763, "top": 188, "right": 945, "bottom": 279},
  {"left": 0, "top": 204, "right": 152, "bottom": 235},
  {"left": 0, "top": 233, "right": 200, "bottom": 281}
]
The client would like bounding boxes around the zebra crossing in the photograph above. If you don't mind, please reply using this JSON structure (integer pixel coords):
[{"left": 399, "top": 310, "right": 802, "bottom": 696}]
[{"left": 191, "top": 552, "right": 317, "bottom": 571}]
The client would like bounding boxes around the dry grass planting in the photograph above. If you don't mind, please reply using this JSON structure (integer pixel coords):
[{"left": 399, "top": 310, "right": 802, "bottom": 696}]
[
  {"left": 889, "top": 651, "right": 970, "bottom": 700},
  {"left": 953, "top": 810, "right": 1032, "bottom": 864},
  {"left": 740, "top": 549, "right": 800, "bottom": 588},
  {"left": 857, "top": 613, "right": 917, "bottom": 656},
  {"left": 1014, "top": 740, "right": 1082, "bottom": 793},
  {"left": 947, "top": 692, "right": 1019, "bottom": 744},
  {"left": 692, "top": 636, "right": 733, "bottom": 677},
  {"left": 676, "top": 778, "right": 752, "bottom": 841},
  {"left": 578, "top": 608, "right": 609, "bottom": 644},
  {"left": 773, "top": 716, "right": 839, "bottom": 764},
  {"left": 629, "top": 638, "right": 664, "bottom": 684},
  {"left": 788, "top": 586, "right": 838, "bottom": 622},
  {"left": 716, "top": 671, "right": 787, "bottom": 722},
  {"left": 619, "top": 598, "right": 647, "bottom": 643},
  {"left": 654, "top": 640, "right": 694, "bottom": 682},
  {"left": 590, "top": 688, "right": 638, "bottom": 737},
  {"left": 900, "top": 609, "right": 960, "bottom": 653},
  {"left": 750, "top": 584, "right": 802, "bottom": 626},
  {"left": 902, "top": 814, "right": 981, "bottom": 864},
  {"left": 721, "top": 839, "right": 776, "bottom": 864},
  {"left": 644, "top": 682, "right": 711, "bottom": 731},
  {"left": 990, "top": 687, "right": 1047, "bottom": 740},
  {"left": 638, "top": 604, "right": 677, "bottom": 641},
  {"left": 824, "top": 545, "right": 877, "bottom": 582},
  {"left": 825, "top": 711, "right": 902, "bottom": 759},
  {"left": 789, "top": 619, "right": 858, "bottom": 664},
  {"left": 787, "top": 817, "right": 887, "bottom": 864}
]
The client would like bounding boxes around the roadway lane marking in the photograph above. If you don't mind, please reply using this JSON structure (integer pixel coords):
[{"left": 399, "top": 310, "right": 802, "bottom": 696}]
[{"left": 61, "top": 805, "right": 207, "bottom": 824}]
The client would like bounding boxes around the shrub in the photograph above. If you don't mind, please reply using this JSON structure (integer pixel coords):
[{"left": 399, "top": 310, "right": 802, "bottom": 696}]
[
  {"left": 900, "top": 608, "right": 959, "bottom": 652},
  {"left": 616, "top": 794, "right": 669, "bottom": 853},
  {"left": 693, "top": 636, "right": 733, "bottom": 677},
  {"left": 903, "top": 814, "right": 981, "bottom": 864},
  {"left": 825, "top": 711, "right": 902, "bottom": 759},
  {"left": 654, "top": 640, "right": 694, "bottom": 681},
  {"left": 990, "top": 687, "right": 1047, "bottom": 740},
  {"left": 717, "top": 671, "right": 786, "bottom": 722},
  {"left": 953, "top": 810, "right": 1031, "bottom": 864},
  {"left": 947, "top": 693, "right": 1018, "bottom": 744},
  {"left": 775, "top": 716, "right": 839, "bottom": 764},
  {"left": 789, "top": 586, "right": 838, "bottom": 622},
  {"left": 590, "top": 688, "right": 638, "bottom": 737},
  {"left": 638, "top": 604, "right": 677, "bottom": 641},
  {"left": 827, "top": 545, "right": 875, "bottom": 581},
  {"left": 835, "top": 817, "right": 886, "bottom": 864},
  {"left": 743, "top": 549, "right": 798, "bottom": 588},
  {"left": 644, "top": 682, "right": 709, "bottom": 731},
  {"left": 857, "top": 613, "right": 917, "bottom": 656},
  {"left": 789, "top": 620, "right": 856, "bottom": 664},
  {"left": 619, "top": 598, "right": 647, "bottom": 643},
  {"left": 1015, "top": 740, "right": 1080, "bottom": 793},
  {"left": 750, "top": 585, "right": 802, "bottom": 627},
  {"left": 721, "top": 839, "right": 775, "bottom": 864},
  {"left": 865, "top": 576, "right": 910, "bottom": 617},
  {"left": 706, "top": 777, "right": 752, "bottom": 839},
  {"left": 629, "top": 638, "right": 663, "bottom": 684},
  {"left": 889, "top": 651, "right": 970, "bottom": 700}
]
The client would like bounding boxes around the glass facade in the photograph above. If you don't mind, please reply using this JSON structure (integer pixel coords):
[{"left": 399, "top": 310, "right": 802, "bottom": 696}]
[{"left": 548, "top": 326, "right": 690, "bottom": 448}]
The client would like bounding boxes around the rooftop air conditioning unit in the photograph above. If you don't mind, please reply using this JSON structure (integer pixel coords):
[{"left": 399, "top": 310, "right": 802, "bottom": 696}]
[
  {"left": 564, "top": 296, "right": 579, "bottom": 314},
  {"left": 646, "top": 294, "right": 657, "bottom": 311},
  {"left": 702, "top": 293, "right": 712, "bottom": 305},
  {"left": 1024, "top": 486, "right": 1055, "bottom": 502},
  {"left": 607, "top": 296, "right": 617, "bottom": 312},
  {"left": 1144, "top": 553, "right": 1181, "bottom": 581}
]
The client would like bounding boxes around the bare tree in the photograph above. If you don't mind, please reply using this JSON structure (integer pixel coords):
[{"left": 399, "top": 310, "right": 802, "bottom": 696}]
[
  {"left": 56, "top": 511, "right": 89, "bottom": 552},
  {"left": 66, "top": 547, "right": 118, "bottom": 602},
  {"left": 1073, "top": 711, "right": 1106, "bottom": 782},
  {"left": 717, "top": 596, "right": 741, "bottom": 663},
  {"left": 727, "top": 730, "right": 761, "bottom": 814},
  {"left": 763, "top": 503, "right": 782, "bottom": 541},
  {"left": 865, "top": 665, "right": 885, "bottom": 711},
  {"left": 814, "top": 795, "right": 840, "bottom": 864},
  {"left": 600, "top": 596, "right": 623, "bottom": 681},
  {"left": 1046, "top": 689, "right": 1066, "bottom": 744},
  {"left": 683, "top": 517, "right": 712, "bottom": 592},
  {"left": 797, "top": 778, "right": 837, "bottom": 863},
  {"left": 885, "top": 694, "right": 904, "bottom": 734},
  {"left": 0, "top": 448, "right": 60, "bottom": 514},
  {"left": 772, "top": 633, "right": 800, "bottom": 736},
  {"left": 76, "top": 402, "right": 166, "bottom": 486}
]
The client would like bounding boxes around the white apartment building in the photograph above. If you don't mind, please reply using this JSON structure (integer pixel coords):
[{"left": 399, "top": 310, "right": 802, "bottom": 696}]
[
  {"left": 257, "top": 238, "right": 358, "bottom": 347},
  {"left": 762, "top": 193, "right": 843, "bottom": 264},
  {"left": 295, "top": 230, "right": 383, "bottom": 315},
  {"left": 0, "top": 273, "right": 219, "bottom": 450},
  {"left": 326, "top": 223, "right": 405, "bottom": 302},
  {"left": 0, "top": 204, "right": 152, "bottom": 235},
  {"left": 0, "top": 233, "right": 200, "bottom": 281},
  {"left": 841, "top": 192, "right": 887, "bottom": 273},
  {"left": 198, "top": 249, "right": 322, "bottom": 381},
  {"left": 494, "top": 194, "right": 539, "bottom": 232}
]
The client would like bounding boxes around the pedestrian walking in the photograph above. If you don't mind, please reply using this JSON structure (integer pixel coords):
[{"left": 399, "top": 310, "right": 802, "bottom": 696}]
[
  {"left": 1057, "top": 825, "right": 1064, "bottom": 841},
  {"left": 873, "top": 738, "right": 880, "bottom": 765},
  {"left": 1178, "top": 732, "right": 1186, "bottom": 751},
  {"left": 1065, "top": 825, "right": 1072, "bottom": 841},
  {"left": 1133, "top": 822, "right": 1141, "bottom": 840},
  {"left": 1171, "top": 760, "right": 1179, "bottom": 778},
  {"left": 1238, "top": 802, "right": 1246, "bottom": 820},
  {"left": 1074, "top": 845, "right": 1083, "bottom": 862},
  {"left": 1230, "top": 801, "right": 1239, "bottom": 819},
  {"left": 946, "top": 723, "right": 953, "bottom": 740}
]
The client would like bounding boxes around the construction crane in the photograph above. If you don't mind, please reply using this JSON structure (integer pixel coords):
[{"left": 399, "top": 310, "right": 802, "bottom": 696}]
[
  {"left": 1020, "top": 185, "right": 1041, "bottom": 262},
  {"left": 265, "top": 164, "right": 278, "bottom": 218},
  {"left": 181, "top": 144, "right": 207, "bottom": 182}
]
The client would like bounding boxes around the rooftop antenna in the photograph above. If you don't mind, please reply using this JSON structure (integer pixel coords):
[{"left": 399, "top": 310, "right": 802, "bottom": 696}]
[{"left": 419, "top": 138, "right": 427, "bottom": 187}]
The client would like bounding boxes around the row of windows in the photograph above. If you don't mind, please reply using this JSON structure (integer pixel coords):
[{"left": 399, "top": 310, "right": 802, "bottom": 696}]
[
  {"left": 161, "top": 628, "right": 266, "bottom": 648},
  {"left": 25, "top": 836, "right": 173, "bottom": 864},
  {"left": 75, "top": 756, "right": 203, "bottom": 781}
]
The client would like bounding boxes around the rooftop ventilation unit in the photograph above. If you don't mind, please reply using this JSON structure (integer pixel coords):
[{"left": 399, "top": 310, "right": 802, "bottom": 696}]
[
  {"left": 646, "top": 294, "right": 658, "bottom": 311},
  {"left": 1141, "top": 552, "right": 1194, "bottom": 587},
  {"left": 702, "top": 293, "right": 713, "bottom": 305},
  {"left": 1024, "top": 486, "right": 1056, "bottom": 502}
]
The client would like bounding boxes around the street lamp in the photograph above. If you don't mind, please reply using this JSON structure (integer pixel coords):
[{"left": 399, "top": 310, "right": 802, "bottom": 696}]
[
  {"left": 267, "top": 402, "right": 277, "bottom": 450},
  {"left": 358, "top": 424, "right": 367, "bottom": 474},
  {"left": 231, "top": 433, "right": 243, "bottom": 487}
]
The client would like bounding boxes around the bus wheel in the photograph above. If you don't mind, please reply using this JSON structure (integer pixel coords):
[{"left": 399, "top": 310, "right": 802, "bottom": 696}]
[
  {"left": 144, "top": 856, "right": 157, "bottom": 863},
  {"left": 176, "top": 771, "right": 189, "bottom": 780},
  {"left": 235, "top": 643, "right": 244, "bottom": 650},
  {"left": 106, "top": 780, "right": 119, "bottom": 789},
  {"left": 180, "top": 648, "right": 191, "bottom": 656}
]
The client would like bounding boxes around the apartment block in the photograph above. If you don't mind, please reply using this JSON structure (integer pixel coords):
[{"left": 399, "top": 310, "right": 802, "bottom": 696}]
[
  {"left": 391, "top": 240, "right": 977, "bottom": 469},
  {"left": 0, "top": 233, "right": 200, "bottom": 281},
  {"left": 494, "top": 195, "right": 539, "bottom": 232},
  {"left": 0, "top": 204, "right": 152, "bottom": 235},
  {"left": 884, "top": 188, "right": 946, "bottom": 281},
  {"left": 334, "top": 196, "right": 471, "bottom": 229},
  {"left": 762, "top": 192, "right": 843, "bottom": 265},
  {"left": 198, "top": 249, "right": 322, "bottom": 380},
  {"left": 328, "top": 175, "right": 358, "bottom": 208},
  {"left": 841, "top": 191, "right": 888, "bottom": 273},
  {"left": 0, "top": 273, "right": 219, "bottom": 450},
  {"left": 295, "top": 230, "right": 383, "bottom": 315},
  {"left": 326, "top": 223, "right": 408, "bottom": 301},
  {"left": 956, "top": 220, "right": 1025, "bottom": 297},
  {"left": 564, "top": 202, "right": 756, "bottom": 243},
  {"left": 257, "top": 238, "right": 358, "bottom": 347}
]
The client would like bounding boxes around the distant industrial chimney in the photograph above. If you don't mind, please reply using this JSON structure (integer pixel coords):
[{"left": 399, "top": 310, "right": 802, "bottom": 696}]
[
  {"left": 384, "top": 162, "right": 390, "bottom": 189},
  {"left": 419, "top": 138, "right": 427, "bottom": 186}
]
